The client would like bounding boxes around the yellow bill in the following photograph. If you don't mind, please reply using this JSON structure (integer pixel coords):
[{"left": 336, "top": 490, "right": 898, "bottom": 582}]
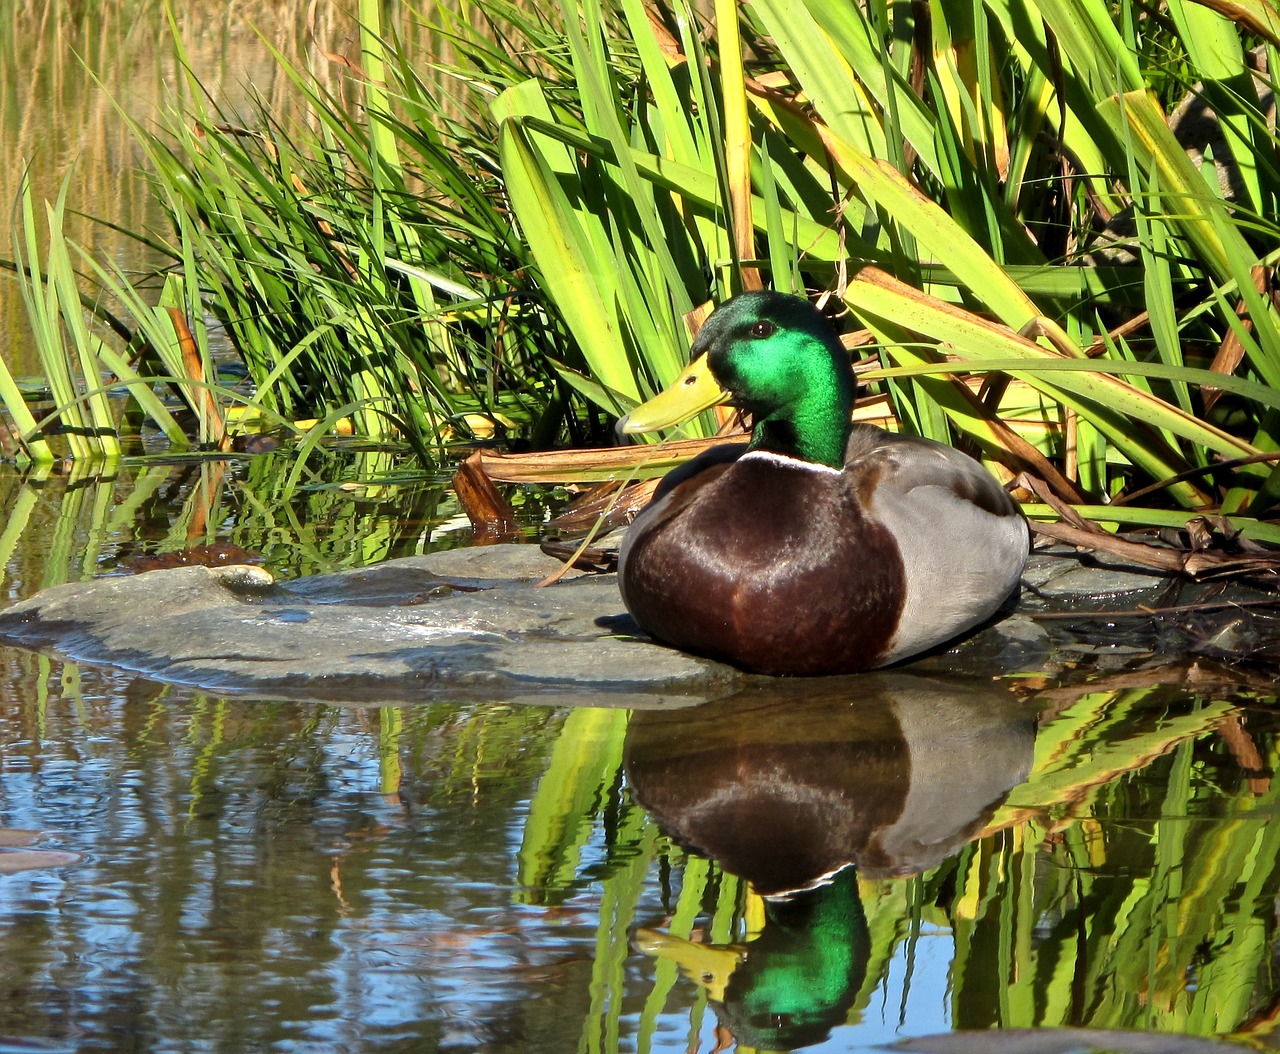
[
  {"left": 620, "top": 355, "right": 731, "bottom": 434},
  {"left": 632, "top": 927, "right": 744, "bottom": 1003}
]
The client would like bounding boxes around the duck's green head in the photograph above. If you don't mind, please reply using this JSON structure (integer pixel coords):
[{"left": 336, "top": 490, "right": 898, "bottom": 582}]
[{"left": 622, "top": 291, "right": 855, "bottom": 468}]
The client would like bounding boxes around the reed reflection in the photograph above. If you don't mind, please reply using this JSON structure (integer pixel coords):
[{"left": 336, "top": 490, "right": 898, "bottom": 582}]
[{"left": 625, "top": 674, "right": 1037, "bottom": 1050}]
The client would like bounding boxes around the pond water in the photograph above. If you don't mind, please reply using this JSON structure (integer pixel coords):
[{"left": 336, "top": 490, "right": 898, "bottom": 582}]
[
  {"left": 1, "top": 457, "right": 1279, "bottom": 1054},
  {"left": 6, "top": 5, "right": 1280, "bottom": 1052}
]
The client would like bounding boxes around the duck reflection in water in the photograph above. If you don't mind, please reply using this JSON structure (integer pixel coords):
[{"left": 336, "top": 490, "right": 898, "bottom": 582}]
[{"left": 625, "top": 674, "right": 1037, "bottom": 1051}]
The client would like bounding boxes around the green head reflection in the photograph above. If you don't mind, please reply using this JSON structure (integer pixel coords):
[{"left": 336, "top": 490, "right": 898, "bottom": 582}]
[{"left": 637, "top": 868, "right": 867, "bottom": 1051}]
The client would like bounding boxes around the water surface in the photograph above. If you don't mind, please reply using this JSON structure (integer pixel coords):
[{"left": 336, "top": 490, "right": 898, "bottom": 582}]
[{"left": 1, "top": 461, "right": 1278, "bottom": 1053}]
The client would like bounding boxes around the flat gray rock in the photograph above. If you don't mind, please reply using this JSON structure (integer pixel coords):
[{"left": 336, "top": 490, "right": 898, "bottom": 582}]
[
  {"left": 0, "top": 548, "right": 743, "bottom": 707},
  {"left": 0, "top": 543, "right": 1274, "bottom": 706}
]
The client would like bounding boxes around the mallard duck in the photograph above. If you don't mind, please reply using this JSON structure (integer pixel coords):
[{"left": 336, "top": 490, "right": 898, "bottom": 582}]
[{"left": 617, "top": 290, "right": 1029, "bottom": 676}]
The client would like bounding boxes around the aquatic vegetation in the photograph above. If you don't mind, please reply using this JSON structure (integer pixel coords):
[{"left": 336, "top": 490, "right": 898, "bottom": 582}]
[{"left": 4, "top": 0, "right": 1280, "bottom": 540}]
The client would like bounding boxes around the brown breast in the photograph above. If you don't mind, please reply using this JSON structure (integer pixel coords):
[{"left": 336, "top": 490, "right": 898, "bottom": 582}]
[{"left": 620, "top": 454, "right": 906, "bottom": 675}]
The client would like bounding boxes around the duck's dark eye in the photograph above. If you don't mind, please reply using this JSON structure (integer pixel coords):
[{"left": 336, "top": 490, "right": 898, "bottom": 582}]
[{"left": 750, "top": 320, "right": 775, "bottom": 338}]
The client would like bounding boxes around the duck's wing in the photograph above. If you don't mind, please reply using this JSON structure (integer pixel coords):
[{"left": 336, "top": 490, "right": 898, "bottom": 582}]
[
  {"left": 844, "top": 426, "right": 1021, "bottom": 518},
  {"left": 844, "top": 426, "right": 1029, "bottom": 664}
]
